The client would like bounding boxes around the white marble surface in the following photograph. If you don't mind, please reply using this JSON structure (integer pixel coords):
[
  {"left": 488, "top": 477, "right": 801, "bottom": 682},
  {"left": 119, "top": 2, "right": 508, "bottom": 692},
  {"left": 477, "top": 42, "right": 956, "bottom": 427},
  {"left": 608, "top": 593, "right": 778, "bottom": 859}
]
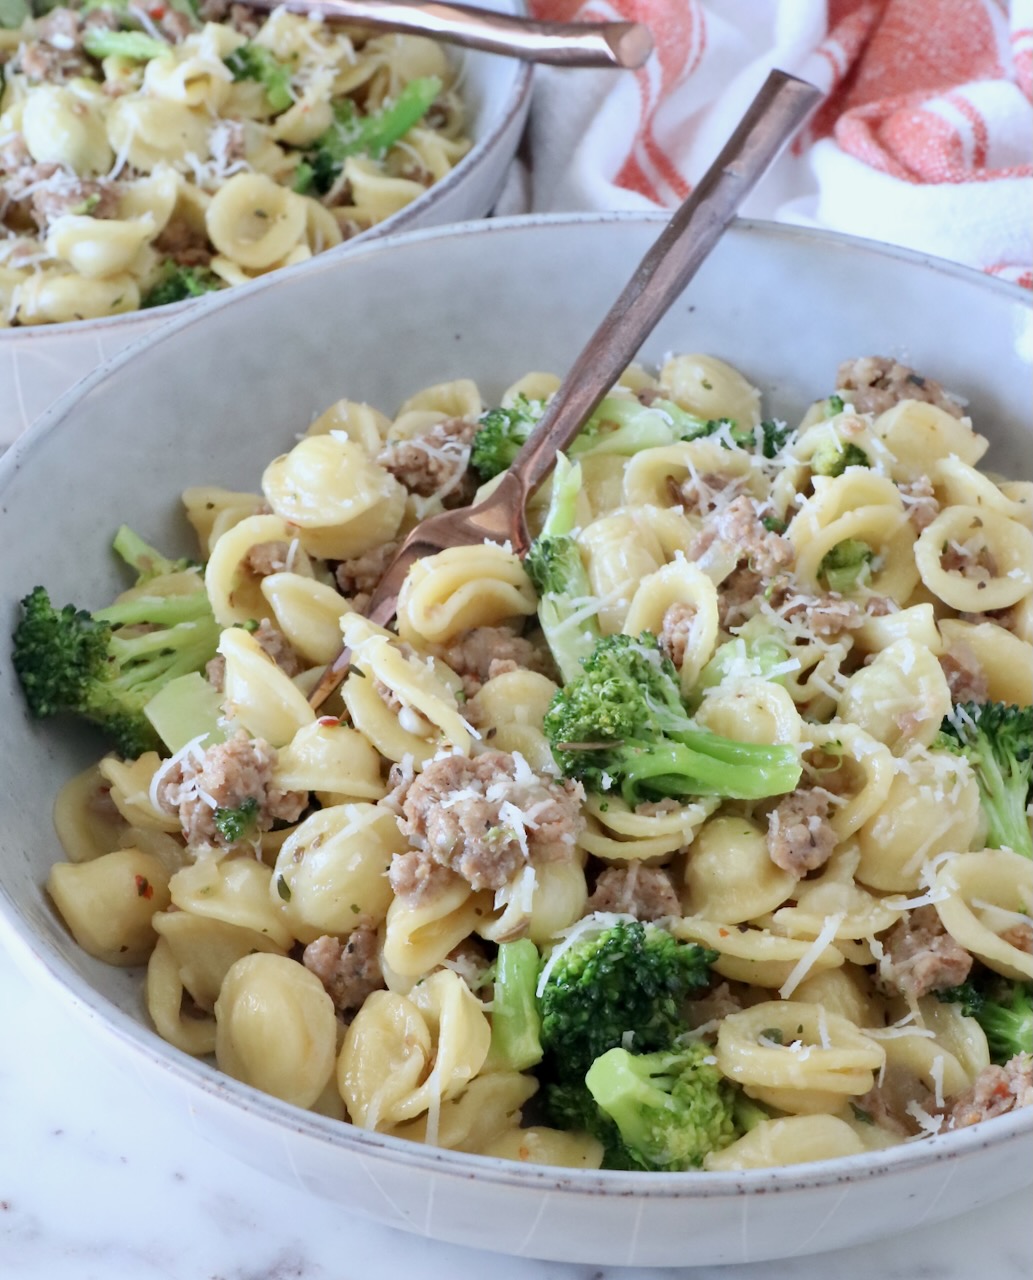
[{"left": 0, "top": 946, "right": 1029, "bottom": 1280}]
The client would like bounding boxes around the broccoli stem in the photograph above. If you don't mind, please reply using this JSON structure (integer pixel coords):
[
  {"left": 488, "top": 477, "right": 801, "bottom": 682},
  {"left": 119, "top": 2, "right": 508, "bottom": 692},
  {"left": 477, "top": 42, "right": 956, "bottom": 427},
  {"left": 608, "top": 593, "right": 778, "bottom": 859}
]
[
  {"left": 616, "top": 737, "right": 801, "bottom": 805},
  {"left": 96, "top": 592, "right": 211, "bottom": 629},
  {"left": 83, "top": 29, "right": 170, "bottom": 61},
  {"left": 112, "top": 525, "right": 193, "bottom": 582},
  {"left": 525, "top": 455, "right": 601, "bottom": 684},
  {"left": 979, "top": 755, "right": 1033, "bottom": 857},
  {"left": 487, "top": 938, "right": 543, "bottom": 1072}
]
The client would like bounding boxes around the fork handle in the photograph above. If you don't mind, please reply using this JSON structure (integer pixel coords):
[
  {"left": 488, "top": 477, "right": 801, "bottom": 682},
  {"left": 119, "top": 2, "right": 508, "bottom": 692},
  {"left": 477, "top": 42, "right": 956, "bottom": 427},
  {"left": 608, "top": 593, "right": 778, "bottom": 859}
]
[
  {"left": 241, "top": 0, "right": 654, "bottom": 68},
  {"left": 503, "top": 69, "right": 822, "bottom": 512}
]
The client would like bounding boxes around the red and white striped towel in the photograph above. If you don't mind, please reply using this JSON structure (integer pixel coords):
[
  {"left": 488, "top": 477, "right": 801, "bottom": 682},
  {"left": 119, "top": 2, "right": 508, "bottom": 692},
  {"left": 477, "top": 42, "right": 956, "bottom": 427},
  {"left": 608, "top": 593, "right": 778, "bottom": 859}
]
[{"left": 502, "top": 0, "right": 1032, "bottom": 286}]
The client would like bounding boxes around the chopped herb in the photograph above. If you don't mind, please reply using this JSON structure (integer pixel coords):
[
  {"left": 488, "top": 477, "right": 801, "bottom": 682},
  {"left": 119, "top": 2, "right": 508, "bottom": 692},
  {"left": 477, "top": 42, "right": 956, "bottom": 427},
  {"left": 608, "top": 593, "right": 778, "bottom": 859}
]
[
  {"left": 760, "top": 1028, "right": 784, "bottom": 1044},
  {"left": 850, "top": 1103, "right": 874, "bottom": 1124},
  {"left": 761, "top": 515, "right": 786, "bottom": 534},
  {"left": 213, "top": 795, "right": 260, "bottom": 843},
  {"left": 276, "top": 875, "right": 292, "bottom": 902}
]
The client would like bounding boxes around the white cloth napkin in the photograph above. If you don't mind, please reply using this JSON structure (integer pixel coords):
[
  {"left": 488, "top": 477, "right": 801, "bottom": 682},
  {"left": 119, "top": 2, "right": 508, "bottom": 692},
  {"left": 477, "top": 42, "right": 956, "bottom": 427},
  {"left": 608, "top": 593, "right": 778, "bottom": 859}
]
[{"left": 499, "top": 0, "right": 1032, "bottom": 285}]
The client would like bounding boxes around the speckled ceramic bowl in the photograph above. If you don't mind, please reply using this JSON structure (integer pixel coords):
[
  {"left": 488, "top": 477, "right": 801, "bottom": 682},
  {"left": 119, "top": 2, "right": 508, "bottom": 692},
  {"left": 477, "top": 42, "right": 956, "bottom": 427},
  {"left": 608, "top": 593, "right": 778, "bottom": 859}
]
[
  {"left": 0, "top": 0, "right": 531, "bottom": 446},
  {"left": 0, "top": 215, "right": 1030, "bottom": 1267}
]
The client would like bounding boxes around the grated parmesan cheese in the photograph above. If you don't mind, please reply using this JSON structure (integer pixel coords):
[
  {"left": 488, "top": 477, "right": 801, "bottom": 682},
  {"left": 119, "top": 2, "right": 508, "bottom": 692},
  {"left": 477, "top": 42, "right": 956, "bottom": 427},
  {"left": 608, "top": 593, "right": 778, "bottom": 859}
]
[{"left": 778, "top": 912, "right": 845, "bottom": 999}]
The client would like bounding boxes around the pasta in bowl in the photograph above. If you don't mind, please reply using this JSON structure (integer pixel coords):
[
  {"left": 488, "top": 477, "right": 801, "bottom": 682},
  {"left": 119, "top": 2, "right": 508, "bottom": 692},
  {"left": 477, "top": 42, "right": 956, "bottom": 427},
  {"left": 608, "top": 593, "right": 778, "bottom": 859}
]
[{"left": 0, "top": 215, "right": 1030, "bottom": 1267}]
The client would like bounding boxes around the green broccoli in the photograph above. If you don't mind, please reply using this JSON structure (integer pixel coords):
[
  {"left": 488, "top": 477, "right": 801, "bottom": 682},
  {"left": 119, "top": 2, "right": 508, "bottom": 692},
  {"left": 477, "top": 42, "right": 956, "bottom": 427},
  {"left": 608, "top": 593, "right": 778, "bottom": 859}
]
[
  {"left": 937, "top": 974, "right": 1033, "bottom": 1063},
  {"left": 213, "top": 796, "right": 261, "bottom": 844},
  {"left": 224, "top": 42, "right": 294, "bottom": 113},
  {"left": 469, "top": 394, "right": 793, "bottom": 483},
  {"left": 141, "top": 260, "right": 221, "bottom": 310},
  {"left": 469, "top": 397, "right": 547, "bottom": 480},
  {"left": 729, "top": 417, "right": 794, "bottom": 459},
  {"left": 486, "top": 938, "right": 543, "bottom": 1072},
  {"left": 12, "top": 586, "right": 219, "bottom": 758},
  {"left": 934, "top": 702, "right": 1032, "bottom": 857},
  {"left": 810, "top": 439, "right": 870, "bottom": 477},
  {"left": 538, "top": 917, "right": 716, "bottom": 1082},
  {"left": 82, "top": 29, "right": 170, "bottom": 61},
  {"left": 824, "top": 393, "right": 845, "bottom": 417},
  {"left": 819, "top": 538, "right": 873, "bottom": 594},
  {"left": 12, "top": 548, "right": 220, "bottom": 759},
  {"left": 585, "top": 1044, "right": 740, "bottom": 1170},
  {"left": 523, "top": 454, "right": 600, "bottom": 684},
  {"left": 0, "top": 0, "right": 30, "bottom": 29},
  {"left": 573, "top": 396, "right": 711, "bottom": 458},
  {"left": 295, "top": 75, "right": 441, "bottom": 195},
  {"left": 112, "top": 524, "right": 200, "bottom": 582},
  {"left": 80, "top": 0, "right": 199, "bottom": 25},
  {"left": 543, "top": 632, "right": 802, "bottom": 806},
  {"left": 691, "top": 615, "right": 792, "bottom": 706}
]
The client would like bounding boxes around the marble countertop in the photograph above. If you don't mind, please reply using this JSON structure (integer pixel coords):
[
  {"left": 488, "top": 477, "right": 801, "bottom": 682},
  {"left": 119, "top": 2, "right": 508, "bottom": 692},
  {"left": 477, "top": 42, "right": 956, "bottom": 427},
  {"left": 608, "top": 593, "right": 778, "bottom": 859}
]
[{"left": 1, "top": 948, "right": 1029, "bottom": 1280}]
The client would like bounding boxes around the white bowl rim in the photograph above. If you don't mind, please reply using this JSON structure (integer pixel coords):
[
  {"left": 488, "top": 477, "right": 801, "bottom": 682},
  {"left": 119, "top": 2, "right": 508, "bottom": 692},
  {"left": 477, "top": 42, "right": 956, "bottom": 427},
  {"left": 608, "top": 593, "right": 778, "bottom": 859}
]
[
  {"left": 0, "top": 14, "right": 533, "bottom": 346},
  {"left": 1, "top": 211, "right": 1030, "bottom": 1202}
]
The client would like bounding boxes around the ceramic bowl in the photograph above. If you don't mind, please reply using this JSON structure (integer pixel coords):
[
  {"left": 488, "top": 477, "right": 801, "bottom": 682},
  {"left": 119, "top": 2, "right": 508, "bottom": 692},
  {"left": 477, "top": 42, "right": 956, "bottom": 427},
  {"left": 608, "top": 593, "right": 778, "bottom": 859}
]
[
  {"left": 0, "top": 0, "right": 532, "bottom": 446},
  {"left": 0, "top": 214, "right": 1030, "bottom": 1268}
]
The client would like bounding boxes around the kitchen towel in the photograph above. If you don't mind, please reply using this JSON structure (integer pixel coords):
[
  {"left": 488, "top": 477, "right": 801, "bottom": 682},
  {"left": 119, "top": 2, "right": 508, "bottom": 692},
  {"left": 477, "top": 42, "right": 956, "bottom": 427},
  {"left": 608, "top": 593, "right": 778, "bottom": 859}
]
[{"left": 502, "top": 0, "right": 1033, "bottom": 286}]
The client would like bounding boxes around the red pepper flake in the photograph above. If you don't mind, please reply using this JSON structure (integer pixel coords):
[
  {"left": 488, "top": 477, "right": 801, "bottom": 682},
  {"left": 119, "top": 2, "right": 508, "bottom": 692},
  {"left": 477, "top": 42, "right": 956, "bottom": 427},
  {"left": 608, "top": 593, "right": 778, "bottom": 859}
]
[
  {"left": 317, "top": 715, "right": 341, "bottom": 727},
  {"left": 135, "top": 875, "right": 154, "bottom": 900},
  {"left": 718, "top": 928, "right": 729, "bottom": 937}
]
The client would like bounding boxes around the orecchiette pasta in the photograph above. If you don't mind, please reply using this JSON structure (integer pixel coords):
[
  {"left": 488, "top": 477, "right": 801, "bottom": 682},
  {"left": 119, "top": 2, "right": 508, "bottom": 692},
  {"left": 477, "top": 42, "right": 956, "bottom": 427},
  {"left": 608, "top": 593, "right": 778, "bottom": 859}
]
[
  {"left": 29, "top": 348, "right": 1032, "bottom": 1175},
  {"left": 215, "top": 952, "right": 338, "bottom": 1107}
]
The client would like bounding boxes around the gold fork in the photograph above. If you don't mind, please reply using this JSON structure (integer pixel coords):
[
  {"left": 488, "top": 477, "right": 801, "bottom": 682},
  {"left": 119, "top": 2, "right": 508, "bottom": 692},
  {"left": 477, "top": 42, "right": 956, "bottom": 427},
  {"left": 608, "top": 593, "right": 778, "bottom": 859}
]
[{"left": 308, "top": 68, "right": 822, "bottom": 710}]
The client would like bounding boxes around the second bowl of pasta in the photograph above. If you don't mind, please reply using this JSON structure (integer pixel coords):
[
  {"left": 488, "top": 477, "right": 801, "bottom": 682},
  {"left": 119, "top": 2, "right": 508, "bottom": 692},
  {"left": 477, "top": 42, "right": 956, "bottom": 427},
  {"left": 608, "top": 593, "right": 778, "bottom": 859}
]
[
  {"left": 0, "top": 213, "right": 1030, "bottom": 1267},
  {"left": 0, "top": 0, "right": 531, "bottom": 442}
]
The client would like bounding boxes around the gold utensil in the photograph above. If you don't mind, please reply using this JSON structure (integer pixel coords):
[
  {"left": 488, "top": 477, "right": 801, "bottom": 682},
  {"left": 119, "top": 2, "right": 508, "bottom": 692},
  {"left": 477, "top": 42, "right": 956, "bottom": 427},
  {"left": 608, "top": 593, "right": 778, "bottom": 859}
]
[
  {"left": 242, "top": 0, "right": 654, "bottom": 68},
  {"left": 308, "top": 68, "right": 822, "bottom": 710}
]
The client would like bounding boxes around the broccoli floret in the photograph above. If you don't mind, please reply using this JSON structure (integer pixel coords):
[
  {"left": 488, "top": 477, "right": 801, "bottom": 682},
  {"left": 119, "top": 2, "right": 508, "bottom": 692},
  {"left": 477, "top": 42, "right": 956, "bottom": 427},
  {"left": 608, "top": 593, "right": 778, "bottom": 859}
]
[
  {"left": 938, "top": 974, "right": 1033, "bottom": 1063},
  {"left": 538, "top": 917, "right": 716, "bottom": 1082},
  {"left": 486, "top": 938, "right": 543, "bottom": 1072},
  {"left": 585, "top": 1044, "right": 740, "bottom": 1170},
  {"left": 213, "top": 796, "right": 261, "bottom": 844},
  {"left": 82, "top": 28, "right": 170, "bottom": 61},
  {"left": 469, "top": 396, "right": 546, "bottom": 480},
  {"left": 141, "top": 259, "right": 221, "bottom": 309},
  {"left": 543, "top": 632, "right": 802, "bottom": 806},
  {"left": 524, "top": 455, "right": 601, "bottom": 684},
  {"left": 295, "top": 76, "right": 441, "bottom": 195},
  {"left": 112, "top": 524, "right": 200, "bottom": 582},
  {"left": 934, "top": 702, "right": 1032, "bottom": 857},
  {"left": 824, "top": 393, "right": 845, "bottom": 417},
  {"left": 12, "top": 578, "right": 220, "bottom": 760},
  {"left": 811, "top": 439, "right": 870, "bottom": 477},
  {"left": 819, "top": 538, "right": 873, "bottom": 594},
  {"left": 224, "top": 42, "right": 293, "bottom": 112}
]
